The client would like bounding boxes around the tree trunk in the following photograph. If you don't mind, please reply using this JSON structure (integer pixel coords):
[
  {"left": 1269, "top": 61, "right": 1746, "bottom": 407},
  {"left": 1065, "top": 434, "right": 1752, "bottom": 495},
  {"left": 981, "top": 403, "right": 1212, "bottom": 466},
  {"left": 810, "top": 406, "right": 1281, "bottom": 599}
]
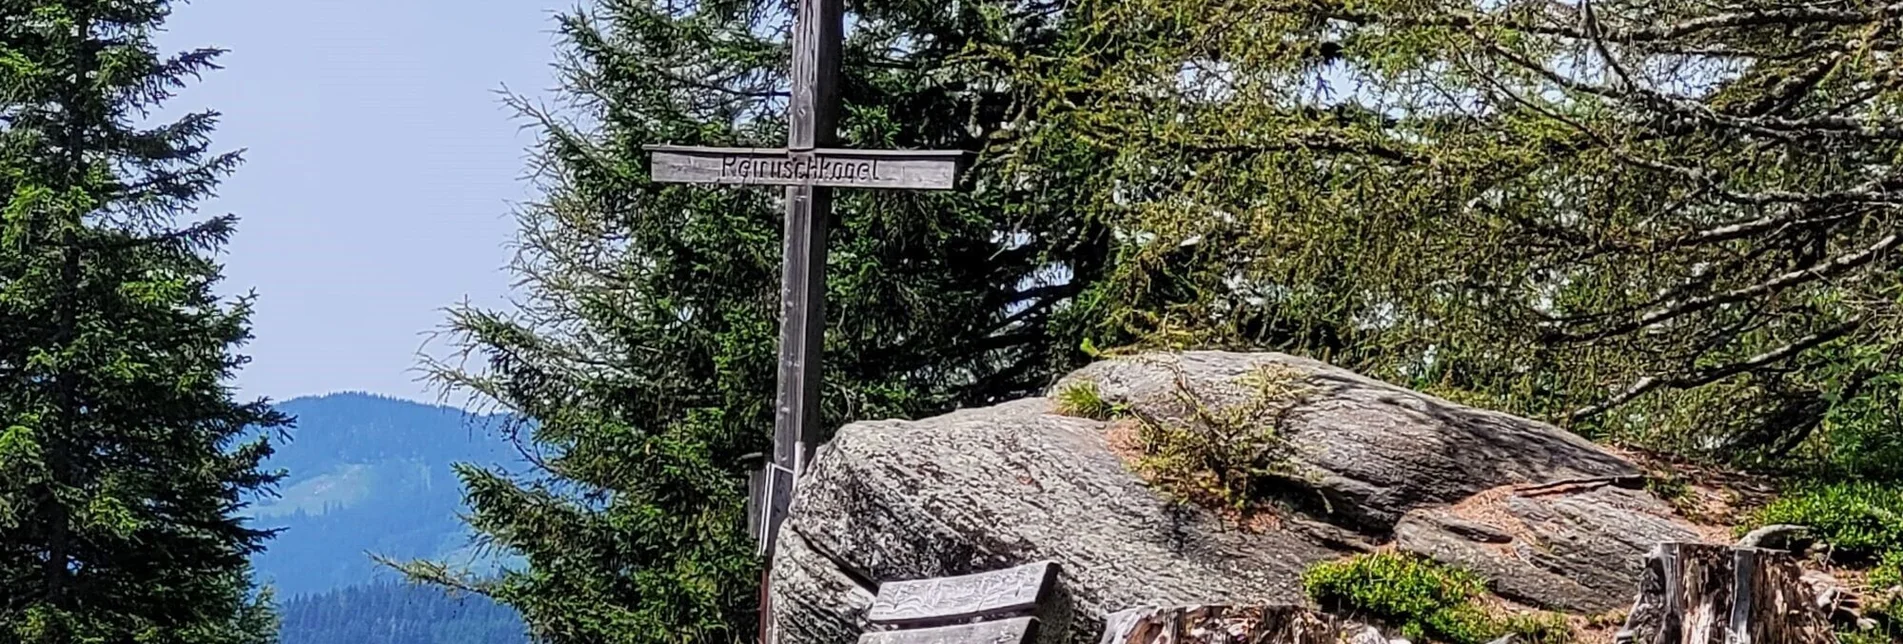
[{"left": 1616, "top": 542, "right": 1837, "bottom": 644}]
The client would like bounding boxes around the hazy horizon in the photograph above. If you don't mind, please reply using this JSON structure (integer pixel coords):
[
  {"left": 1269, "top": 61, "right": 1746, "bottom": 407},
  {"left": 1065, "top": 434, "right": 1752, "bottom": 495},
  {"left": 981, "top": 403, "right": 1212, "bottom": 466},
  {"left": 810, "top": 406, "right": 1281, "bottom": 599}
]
[{"left": 156, "top": 0, "right": 572, "bottom": 403}]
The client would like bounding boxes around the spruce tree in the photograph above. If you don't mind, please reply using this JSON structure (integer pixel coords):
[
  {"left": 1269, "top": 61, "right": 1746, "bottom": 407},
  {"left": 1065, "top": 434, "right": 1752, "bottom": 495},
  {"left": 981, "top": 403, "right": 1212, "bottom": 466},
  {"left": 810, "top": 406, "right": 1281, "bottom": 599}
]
[
  {"left": 398, "top": 0, "right": 1104, "bottom": 640},
  {"left": 0, "top": 1, "right": 285, "bottom": 642},
  {"left": 981, "top": 0, "right": 1903, "bottom": 473}
]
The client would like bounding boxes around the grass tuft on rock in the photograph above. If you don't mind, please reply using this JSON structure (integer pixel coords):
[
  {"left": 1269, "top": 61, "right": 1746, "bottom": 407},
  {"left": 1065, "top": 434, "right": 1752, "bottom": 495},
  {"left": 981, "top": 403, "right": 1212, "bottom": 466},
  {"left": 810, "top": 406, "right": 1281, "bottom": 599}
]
[
  {"left": 1303, "top": 552, "right": 1572, "bottom": 644},
  {"left": 1129, "top": 363, "right": 1310, "bottom": 512},
  {"left": 1054, "top": 380, "right": 1125, "bottom": 421}
]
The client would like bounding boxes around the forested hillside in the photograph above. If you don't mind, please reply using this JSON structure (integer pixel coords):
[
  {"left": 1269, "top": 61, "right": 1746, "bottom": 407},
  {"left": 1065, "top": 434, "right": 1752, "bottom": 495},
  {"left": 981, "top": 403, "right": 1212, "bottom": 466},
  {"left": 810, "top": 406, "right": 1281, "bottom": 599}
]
[
  {"left": 279, "top": 581, "right": 527, "bottom": 644},
  {"left": 388, "top": 0, "right": 1903, "bottom": 642},
  {"left": 250, "top": 393, "right": 523, "bottom": 598}
]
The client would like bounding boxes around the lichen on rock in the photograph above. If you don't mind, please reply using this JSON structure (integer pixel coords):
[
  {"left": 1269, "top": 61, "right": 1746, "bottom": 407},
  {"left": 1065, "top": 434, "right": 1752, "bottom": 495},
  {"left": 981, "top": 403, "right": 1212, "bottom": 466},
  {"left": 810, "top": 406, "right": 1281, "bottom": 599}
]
[{"left": 768, "top": 351, "right": 1708, "bottom": 644}]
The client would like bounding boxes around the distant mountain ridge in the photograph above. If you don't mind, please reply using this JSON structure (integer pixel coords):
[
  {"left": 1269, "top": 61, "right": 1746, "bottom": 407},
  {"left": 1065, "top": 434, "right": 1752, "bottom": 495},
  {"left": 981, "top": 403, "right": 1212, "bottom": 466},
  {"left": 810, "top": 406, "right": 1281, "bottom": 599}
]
[
  {"left": 248, "top": 392, "right": 525, "bottom": 599},
  {"left": 279, "top": 580, "right": 529, "bottom": 644}
]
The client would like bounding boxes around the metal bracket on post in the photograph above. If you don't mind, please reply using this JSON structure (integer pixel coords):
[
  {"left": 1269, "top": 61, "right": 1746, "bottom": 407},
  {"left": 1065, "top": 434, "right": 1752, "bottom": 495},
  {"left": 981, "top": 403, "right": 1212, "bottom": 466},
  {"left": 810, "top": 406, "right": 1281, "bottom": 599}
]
[{"left": 756, "top": 443, "right": 808, "bottom": 558}]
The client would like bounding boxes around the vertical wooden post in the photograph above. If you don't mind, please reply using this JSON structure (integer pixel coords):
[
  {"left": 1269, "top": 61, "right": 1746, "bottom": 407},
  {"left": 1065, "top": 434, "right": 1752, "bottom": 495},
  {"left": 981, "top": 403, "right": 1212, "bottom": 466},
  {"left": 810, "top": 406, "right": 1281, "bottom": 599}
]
[
  {"left": 762, "top": 0, "right": 843, "bottom": 561},
  {"left": 759, "top": 0, "right": 842, "bottom": 641}
]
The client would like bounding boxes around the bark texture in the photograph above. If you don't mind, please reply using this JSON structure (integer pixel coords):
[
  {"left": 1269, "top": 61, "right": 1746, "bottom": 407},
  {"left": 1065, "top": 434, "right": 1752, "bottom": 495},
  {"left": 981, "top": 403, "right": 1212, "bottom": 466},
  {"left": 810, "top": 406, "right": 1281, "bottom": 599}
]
[
  {"left": 1097, "top": 606, "right": 1337, "bottom": 644},
  {"left": 1614, "top": 542, "right": 1837, "bottom": 644}
]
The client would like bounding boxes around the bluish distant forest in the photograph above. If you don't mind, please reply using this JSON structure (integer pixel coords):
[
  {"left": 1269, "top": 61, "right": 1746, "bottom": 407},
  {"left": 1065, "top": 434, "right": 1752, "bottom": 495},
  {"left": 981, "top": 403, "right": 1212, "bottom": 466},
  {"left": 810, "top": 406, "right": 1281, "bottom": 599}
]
[
  {"left": 278, "top": 582, "right": 527, "bottom": 644},
  {"left": 7, "top": 0, "right": 1903, "bottom": 643}
]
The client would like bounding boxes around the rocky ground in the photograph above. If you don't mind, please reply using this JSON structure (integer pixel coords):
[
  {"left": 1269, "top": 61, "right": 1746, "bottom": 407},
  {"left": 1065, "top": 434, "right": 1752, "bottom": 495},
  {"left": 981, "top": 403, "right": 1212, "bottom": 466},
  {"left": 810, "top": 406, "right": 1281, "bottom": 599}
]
[{"left": 767, "top": 351, "right": 1849, "bottom": 644}]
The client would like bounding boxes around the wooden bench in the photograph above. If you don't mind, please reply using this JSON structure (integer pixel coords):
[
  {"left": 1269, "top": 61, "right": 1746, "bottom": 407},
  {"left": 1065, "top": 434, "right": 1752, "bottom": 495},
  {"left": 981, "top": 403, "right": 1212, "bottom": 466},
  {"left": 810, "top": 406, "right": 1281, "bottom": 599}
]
[{"left": 860, "top": 561, "right": 1059, "bottom": 644}]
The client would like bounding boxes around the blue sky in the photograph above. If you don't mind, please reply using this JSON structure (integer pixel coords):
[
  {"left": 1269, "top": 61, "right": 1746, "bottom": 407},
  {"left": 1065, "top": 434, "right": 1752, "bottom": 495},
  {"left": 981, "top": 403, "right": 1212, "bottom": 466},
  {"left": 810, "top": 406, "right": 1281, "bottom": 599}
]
[{"left": 157, "top": 0, "right": 573, "bottom": 402}]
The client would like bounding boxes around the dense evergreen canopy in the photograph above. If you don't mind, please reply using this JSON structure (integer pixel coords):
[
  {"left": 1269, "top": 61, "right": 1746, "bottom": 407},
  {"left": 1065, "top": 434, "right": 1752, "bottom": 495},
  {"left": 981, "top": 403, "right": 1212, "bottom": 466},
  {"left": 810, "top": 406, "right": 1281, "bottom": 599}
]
[
  {"left": 0, "top": 1, "right": 284, "bottom": 643},
  {"left": 413, "top": 0, "right": 1903, "bottom": 640},
  {"left": 999, "top": 0, "right": 1903, "bottom": 475},
  {"left": 278, "top": 581, "right": 528, "bottom": 644},
  {"left": 401, "top": 0, "right": 1104, "bottom": 641}
]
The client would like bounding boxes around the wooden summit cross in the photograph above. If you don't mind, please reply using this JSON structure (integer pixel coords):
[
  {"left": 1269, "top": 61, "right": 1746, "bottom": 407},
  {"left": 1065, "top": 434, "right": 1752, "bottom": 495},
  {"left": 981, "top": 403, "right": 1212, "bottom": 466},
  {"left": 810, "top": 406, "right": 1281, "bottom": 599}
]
[{"left": 643, "top": 0, "right": 968, "bottom": 564}]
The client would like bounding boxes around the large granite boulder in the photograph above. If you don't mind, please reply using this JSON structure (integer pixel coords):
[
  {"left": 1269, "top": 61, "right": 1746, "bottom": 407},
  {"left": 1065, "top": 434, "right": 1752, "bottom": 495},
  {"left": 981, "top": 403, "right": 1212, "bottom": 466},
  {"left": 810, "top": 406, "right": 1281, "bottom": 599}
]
[
  {"left": 770, "top": 351, "right": 1688, "bottom": 644},
  {"left": 770, "top": 397, "right": 1347, "bottom": 644},
  {"left": 1393, "top": 480, "right": 1706, "bottom": 613},
  {"left": 1056, "top": 352, "right": 1642, "bottom": 531}
]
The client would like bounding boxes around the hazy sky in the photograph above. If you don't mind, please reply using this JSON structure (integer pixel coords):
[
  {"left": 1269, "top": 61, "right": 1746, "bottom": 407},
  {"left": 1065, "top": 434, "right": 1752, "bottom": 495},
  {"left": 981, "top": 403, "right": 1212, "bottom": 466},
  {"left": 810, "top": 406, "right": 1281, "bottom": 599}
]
[{"left": 157, "top": 0, "right": 572, "bottom": 403}]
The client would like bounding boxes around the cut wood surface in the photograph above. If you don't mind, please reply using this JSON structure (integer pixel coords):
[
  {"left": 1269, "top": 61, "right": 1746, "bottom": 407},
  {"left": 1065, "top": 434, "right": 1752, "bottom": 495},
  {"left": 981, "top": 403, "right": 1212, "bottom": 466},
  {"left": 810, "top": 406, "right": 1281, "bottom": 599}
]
[
  {"left": 1615, "top": 542, "right": 1836, "bottom": 644},
  {"left": 868, "top": 561, "right": 1058, "bottom": 626},
  {"left": 858, "top": 617, "right": 1039, "bottom": 644},
  {"left": 1097, "top": 605, "right": 1335, "bottom": 644}
]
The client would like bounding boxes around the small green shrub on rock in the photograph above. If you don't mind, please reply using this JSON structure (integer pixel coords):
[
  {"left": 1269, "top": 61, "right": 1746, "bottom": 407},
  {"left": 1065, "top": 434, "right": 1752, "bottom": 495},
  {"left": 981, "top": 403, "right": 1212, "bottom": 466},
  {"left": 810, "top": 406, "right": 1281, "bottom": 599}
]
[
  {"left": 1054, "top": 381, "right": 1125, "bottom": 421},
  {"left": 1302, "top": 553, "right": 1571, "bottom": 644},
  {"left": 1749, "top": 482, "right": 1903, "bottom": 561}
]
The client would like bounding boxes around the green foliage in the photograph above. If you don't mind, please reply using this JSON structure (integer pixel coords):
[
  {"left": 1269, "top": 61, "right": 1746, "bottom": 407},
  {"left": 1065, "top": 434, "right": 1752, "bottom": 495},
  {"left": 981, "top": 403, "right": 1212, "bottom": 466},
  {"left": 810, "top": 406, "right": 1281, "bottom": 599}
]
[
  {"left": 974, "top": 0, "right": 1903, "bottom": 470},
  {"left": 1303, "top": 553, "right": 1486, "bottom": 624},
  {"left": 1750, "top": 482, "right": 1903, "bottom": 561},
  {"left": 0, "top": 1, "right": 284, "bottom": 643},
  {"left": 1839, "top": 595, "right": 1902, "bottom": 644},
  {"left": 1871, "top": 550, "right": 1903, "bottom": 592},
  {"left": 1303, "top": 553, "right": 1571, "bottom": 644},
  {"left": 395, "top": 0, "right": 1111, "bottom": 640},
  {"left": 278, "top": 581, "right": 528, "bottom": 644},
  {"left": 1127, "top": 363, "right": 1307, "bottom": 512},
  {"left": 1054, "top": 381, "right": 1125, "bottom": 421}
]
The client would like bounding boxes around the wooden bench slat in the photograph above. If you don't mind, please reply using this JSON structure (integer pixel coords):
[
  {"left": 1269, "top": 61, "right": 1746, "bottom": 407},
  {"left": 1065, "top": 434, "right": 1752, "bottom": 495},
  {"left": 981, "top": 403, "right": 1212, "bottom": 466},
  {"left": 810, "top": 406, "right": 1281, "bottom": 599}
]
[
  {"left": 867, "top": 561, "right": 1057, "bottom": 626},
  {"left": 858, "top": 617, "right": 1038, "bottom": 644}
]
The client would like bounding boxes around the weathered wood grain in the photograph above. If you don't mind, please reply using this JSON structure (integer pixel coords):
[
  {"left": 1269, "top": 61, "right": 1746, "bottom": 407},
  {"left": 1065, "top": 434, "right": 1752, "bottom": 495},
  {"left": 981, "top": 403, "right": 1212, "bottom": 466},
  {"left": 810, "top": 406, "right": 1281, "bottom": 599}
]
[
  {"left": 858, "top": 617, "right": 1039, "bottom": 644},
  {"left": 760, "top": 0, "right": 844, "bottom": 566},
  {"left": 867, "top": 561, "right": 1057, "bottom": 626},
  {"left": 1096, "top": 605, "right": 1335, "bottom": 644},
  {"left": 1615, "top": 542, "right": 1835, "bottom": 644},
  {"left": 647, "top": 146, "right": 965, "bottom": 190}
]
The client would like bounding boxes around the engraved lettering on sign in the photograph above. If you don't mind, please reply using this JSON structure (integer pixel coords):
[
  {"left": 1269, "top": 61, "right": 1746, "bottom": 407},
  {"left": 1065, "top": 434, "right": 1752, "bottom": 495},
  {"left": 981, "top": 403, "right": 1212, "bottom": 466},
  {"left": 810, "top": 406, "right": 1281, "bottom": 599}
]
[
  {"left": 715, "top": 156, "right": 885, "bottom": 183},
  {"left": 646, "top": 146, "right": 964, "bottom": 190}
]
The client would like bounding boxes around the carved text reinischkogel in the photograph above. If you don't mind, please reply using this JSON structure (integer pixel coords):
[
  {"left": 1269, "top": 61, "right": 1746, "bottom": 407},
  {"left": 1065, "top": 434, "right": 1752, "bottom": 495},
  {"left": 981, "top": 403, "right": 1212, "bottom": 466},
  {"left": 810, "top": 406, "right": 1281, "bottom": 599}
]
[{"left": 721, "top": 155, "right": 889, "bottom": 183}]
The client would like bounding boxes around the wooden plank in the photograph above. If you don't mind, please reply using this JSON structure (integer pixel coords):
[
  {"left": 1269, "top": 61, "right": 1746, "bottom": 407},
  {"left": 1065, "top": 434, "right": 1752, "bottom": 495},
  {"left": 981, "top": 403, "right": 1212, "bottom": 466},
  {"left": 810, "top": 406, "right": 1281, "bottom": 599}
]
[
  {"left": 647, "top": 146, "right": 964, "bottom": 190},
  {"left": 788, "top": 0, "right": 840, "bottom": 152},
  {"left": 758, "top": 0, "right": 843, "bottom": 563},
  {"left": 868, "top": 561, "right": 1058, "bottom": 626},
  {"left": 858, "top": 617, "right": 1038, "bottom": 644}
]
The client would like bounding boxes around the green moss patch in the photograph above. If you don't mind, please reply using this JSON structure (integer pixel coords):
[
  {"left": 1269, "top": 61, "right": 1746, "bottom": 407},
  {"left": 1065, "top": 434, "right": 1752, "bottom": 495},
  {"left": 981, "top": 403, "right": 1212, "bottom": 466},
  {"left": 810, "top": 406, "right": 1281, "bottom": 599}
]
[
  {"left": 1302, "top": 553, "right": 1572, "bottom": 644},
  {"left": 1748, "top": 481, "right": 1903, "bottom": 561}
]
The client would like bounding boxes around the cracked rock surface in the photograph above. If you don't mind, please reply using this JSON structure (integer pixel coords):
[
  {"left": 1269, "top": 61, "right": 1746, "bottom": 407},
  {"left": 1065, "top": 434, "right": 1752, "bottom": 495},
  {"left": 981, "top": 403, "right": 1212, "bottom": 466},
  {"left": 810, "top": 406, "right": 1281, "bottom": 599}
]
[{"left": 769, "top": 351, "right": 1695, "bottom": 644}]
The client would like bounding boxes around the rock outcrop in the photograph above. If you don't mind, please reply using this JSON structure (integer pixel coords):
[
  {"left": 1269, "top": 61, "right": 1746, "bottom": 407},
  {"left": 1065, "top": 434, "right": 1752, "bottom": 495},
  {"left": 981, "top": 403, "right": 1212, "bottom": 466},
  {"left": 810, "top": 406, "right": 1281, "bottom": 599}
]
[
  {"left": 770, "top": 351, "right": 1708, "bottom": 644},
  {"left": 1057, "top": 352, "right": 1641, "bottom": 532},
  {"left": 1393, "top": 481, "right": 1703, "bottom": 612}
]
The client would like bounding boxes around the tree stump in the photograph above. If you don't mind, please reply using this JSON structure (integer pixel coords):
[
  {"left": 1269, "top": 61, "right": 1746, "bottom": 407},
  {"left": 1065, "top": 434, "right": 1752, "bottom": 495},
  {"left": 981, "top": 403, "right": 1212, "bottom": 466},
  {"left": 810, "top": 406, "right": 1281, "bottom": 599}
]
[
  {"left": 1097, "top": 606, "right": 1336, "bottom": 644},
  {"left": 1615, "top": 542, "right": 1837, "bottom": 644}
]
